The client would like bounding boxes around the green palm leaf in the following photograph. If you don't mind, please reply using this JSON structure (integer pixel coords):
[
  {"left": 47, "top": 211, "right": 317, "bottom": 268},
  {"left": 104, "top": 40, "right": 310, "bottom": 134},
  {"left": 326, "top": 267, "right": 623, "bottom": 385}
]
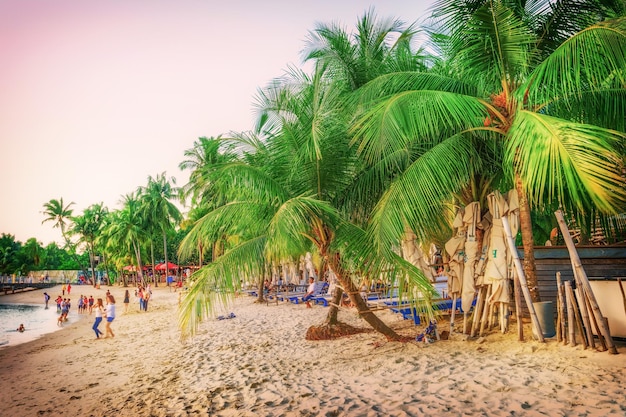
[{"left": 506, "top": 110, "right": 626, "bottom": 213}]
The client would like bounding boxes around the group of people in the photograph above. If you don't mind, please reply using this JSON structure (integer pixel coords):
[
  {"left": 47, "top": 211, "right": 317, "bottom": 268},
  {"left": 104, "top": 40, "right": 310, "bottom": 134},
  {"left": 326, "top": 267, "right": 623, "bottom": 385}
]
[
  {"left": 136, "top": 285, "right": 151, "bottom": 311},
  {"left": 91, "top": 292, "right": 116, "bottom": 339},
  {"left": 56, "top": 296, "right": 72, "bottom": 325}
]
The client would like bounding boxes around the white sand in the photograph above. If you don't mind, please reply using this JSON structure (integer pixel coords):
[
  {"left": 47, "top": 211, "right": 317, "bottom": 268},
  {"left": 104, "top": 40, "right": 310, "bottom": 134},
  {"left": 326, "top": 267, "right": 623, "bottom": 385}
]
[{"left": 0, "top": 285, "right": 624, "bottom": 416}]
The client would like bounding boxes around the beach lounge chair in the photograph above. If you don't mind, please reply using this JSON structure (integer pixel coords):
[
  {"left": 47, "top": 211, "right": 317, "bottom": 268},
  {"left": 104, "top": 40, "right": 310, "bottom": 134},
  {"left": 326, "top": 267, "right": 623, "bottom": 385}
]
[{"left": 288, "top": 281, "right": 328, "bottom": 304}]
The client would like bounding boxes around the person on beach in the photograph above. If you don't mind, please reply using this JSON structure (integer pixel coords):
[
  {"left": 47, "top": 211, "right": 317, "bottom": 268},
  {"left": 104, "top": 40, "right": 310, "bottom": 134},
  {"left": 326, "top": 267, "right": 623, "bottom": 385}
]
[
  {"left": 302, "top": 277, "right": 316, "bottom": 308},
  {"left": 62, "top": 284, "right": 66, "bottom": 296},
  {"left": 88, "top": 295, "right": 94, "bottom": 314},
  {"left": 43, "top": 292, "right": 50, "bottom": 309},
  {"left": 123, "top": 290, "right": 130, "bottom": 313},
  {"left": 143, "top": 288, "right": 151, "bottom": 312},
  {"left": 105, "top": 294, "right": 116, "bottom": 338},
  {"left": 67, "top": 283, "right": 71, "bottom": 294},
  {"left": 55, "top": 295, "right": 63, "bottom": 312},
  {"left": 92, "top": 298, "right": 105, "bottom": 339},
  {"left": 17, "top": 324, "right": 25, "bottom": 332}
]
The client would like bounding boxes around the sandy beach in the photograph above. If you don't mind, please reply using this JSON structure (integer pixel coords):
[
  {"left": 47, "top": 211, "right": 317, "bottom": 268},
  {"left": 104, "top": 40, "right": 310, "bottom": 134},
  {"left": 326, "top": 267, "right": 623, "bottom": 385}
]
[{"left": 0, "top": 285, "right": 624, "bottom": 417}]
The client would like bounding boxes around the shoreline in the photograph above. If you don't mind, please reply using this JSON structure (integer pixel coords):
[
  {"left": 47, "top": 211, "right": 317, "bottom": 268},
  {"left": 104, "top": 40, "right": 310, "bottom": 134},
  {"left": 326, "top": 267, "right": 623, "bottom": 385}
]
[{"left": 0, "top": 286, "right": 624, "bottom": 416}]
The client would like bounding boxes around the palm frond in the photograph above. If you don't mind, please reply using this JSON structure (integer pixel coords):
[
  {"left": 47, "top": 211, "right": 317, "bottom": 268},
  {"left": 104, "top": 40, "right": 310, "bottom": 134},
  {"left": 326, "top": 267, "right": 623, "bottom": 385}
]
[
  {"left": 178, "top": 236, "right": 267, "bottom": 337},
  {"left": 505, "top": 110, "right": 626, "bottom": 213},
  {"left": 518, "top": 17, "right": 626, "bottom": 108},
  {"left": 352, "top": 90, "right": 489, "bottom": 165},
  {"left": 367, "top": 134, "right": 480, "bottom": 252}
]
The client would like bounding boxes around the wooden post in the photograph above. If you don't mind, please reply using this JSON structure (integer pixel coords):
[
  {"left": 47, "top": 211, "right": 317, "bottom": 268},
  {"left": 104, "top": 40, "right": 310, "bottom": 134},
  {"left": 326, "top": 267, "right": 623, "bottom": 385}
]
[
  {"left": 564, "top": 280, "right": 576, "bottom": 346},
  {"left": 479, "top": 286, "right": 492, "bottom": 337},
  {"left": 514, "top": 268, "right": 524, "bottom": 341},
  {"left": 471, "top": 286, "right": 485, "bottom": 337},
  {"left": 574, "top": 284, "right": 595, "bottom": 349},
  {"left": 584, "top": 291, "right": 607, "bottom": 351},
  {"left": 567, "top": 283, "right": 588, "bottom": 349},
  {"left": 450, "top": 295, "right": 457, "bottom": 334},
  {"left": 555, "top": 210, "right": 617, "bottom": 354},
  {"left": 555, "top": 272, "right": 564, "bottom": 343},
  {"left": 501, "top": 216, "right": 544, "bottom": 342}
]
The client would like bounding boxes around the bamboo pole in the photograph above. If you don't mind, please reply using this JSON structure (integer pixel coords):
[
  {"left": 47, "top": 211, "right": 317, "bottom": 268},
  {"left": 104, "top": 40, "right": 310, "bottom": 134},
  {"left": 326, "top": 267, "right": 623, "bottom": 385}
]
[
  {"left": 567, "top": 283, "right": 588, "bottom": 349},
  {"left": 574, "top": 284, "right": 595, "bottom": 349},
  {"left": 450, "top": 295, "right": 457, "bottom": 334},
  {"left": 555, "top": 272, "right": 564, "bottom": 343},
  {"left": 564, "top": 280, "right": 576, "bottom": 346},
  {"left": 584, "top": 291, "right": 607, "bottom": 351},
  {"left": 479, "top": 286, "right": 492, "bottom": 337},
  {"left": 501, "top": 216, "right": 544, "bottom": 342},
  {"left": 514, "top": 268, "right": 524, "bottom": 341},
  {"left": 555, "top": 210, "right": 617, "bottom": 354},
  {"left": 471, "top": 286, "right": 485, "bottom": 337}
]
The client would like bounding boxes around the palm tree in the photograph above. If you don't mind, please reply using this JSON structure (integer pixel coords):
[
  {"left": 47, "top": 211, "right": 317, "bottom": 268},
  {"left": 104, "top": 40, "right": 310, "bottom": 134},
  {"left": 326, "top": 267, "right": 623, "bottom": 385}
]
[
  {"left": 42, "top": 198, "right": 75, "bottom": 243},
  {"left": 301, "top": 9, "right": 434, "bottom": 324},
  {"left": 107, "top": 192, "right": 148, "bottom": 286},
  {"left": 42, "top": 197, "right": 89, "bottom": 277},
  {"left": 178, "top": 57, "right": 435, "bottom": 341},
  {"left": 179, "top": 137, "right": 241, "bottom": 265},
  {"left": 350, "top": 1, "right": 626, "bottom": 302},
  {"left": 71, "top": 203, "right": 108, "bottom": 287},
  {"left": 138, "top": 172, "right": 182, "bottom": 286}
]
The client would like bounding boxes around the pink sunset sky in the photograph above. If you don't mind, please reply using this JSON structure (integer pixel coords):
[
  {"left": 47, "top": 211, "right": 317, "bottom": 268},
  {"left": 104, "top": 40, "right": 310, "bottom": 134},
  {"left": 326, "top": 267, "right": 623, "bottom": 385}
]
[{"left": 0, "top": 0, "right": 434, "bottom": 245}]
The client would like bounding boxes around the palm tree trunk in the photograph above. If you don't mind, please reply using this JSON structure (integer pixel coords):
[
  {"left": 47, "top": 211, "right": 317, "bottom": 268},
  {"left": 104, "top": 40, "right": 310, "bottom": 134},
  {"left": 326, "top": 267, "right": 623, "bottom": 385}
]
[
  {"left": 326, "top": 254, "right": 402, "bottom": 341},
  {"left": 516, "top": 175, "right": 541, "bottom": 302},
  {"left": 88, "top": 242, "right": 97, "bottom": 288}
]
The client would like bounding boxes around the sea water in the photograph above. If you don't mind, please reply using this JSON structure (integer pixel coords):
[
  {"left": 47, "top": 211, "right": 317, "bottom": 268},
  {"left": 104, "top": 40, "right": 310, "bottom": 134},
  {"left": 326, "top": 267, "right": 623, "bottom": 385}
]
[{"left": 0, "top": 303, "right": 79, "bottom": 348}]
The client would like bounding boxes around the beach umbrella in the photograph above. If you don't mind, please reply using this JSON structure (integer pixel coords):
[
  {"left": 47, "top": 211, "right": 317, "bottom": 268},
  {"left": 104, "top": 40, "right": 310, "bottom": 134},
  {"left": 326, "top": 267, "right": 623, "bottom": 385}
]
[
  {"left": 401, "top": 229, "right": 434, "bottom": 283},
  {"left": 461, "top": 202, "right": 481, "bottom": 313},
  {"left": 444, "top": 209, "right": 466, "bottom": 299},
  {"left": 485, "top": 191, "right": 510, "bottom": 306},
  {"left": 155, "top": 262, "right": 178, "bottom": 271},
  {"left": 123, "top": 265, "right": 136, "bottom": 272}
]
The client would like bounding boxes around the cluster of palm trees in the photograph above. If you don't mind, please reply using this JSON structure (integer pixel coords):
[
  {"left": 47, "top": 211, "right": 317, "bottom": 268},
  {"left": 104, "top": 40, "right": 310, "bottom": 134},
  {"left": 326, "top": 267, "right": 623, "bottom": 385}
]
[
  {"left": 42, "top": 172, "right": 181, "bottom": 287},
  {"left": 177, "top": 2, "right": 625, "bottom": 341},
  {"left": 39, "top": 2, "right": 625, "bottom": 341}
]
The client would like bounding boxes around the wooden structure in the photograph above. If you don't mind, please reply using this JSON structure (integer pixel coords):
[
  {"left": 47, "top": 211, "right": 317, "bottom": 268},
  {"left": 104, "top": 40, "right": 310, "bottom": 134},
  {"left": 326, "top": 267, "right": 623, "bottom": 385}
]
[{"left": 523, "top": 246, "right": 626, "bottom": 303}]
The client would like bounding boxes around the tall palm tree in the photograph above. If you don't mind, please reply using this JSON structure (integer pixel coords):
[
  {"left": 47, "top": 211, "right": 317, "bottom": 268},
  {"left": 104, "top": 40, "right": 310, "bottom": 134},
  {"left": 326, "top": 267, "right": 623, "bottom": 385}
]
[
  {"left": 301, "top": 9, "right": 434, "bottom": 323},
  {"left": 108, "top": 192, "right": 148, "bottom": 286},
  {"left": 42, "top": 198, "right": 75, "bottom": 243},
  {"left": 138, "top": 172, "right": 182, "bottom": 285},
  {"left": 71, "top": 203, "right": 108, "bottom": 287},
  {"left": 179, "top": 137, "right": 242, "bottom": 265},
  {"left": 42, "top": 197, "right": 89, "bottom": 277},
  {"left": 350, "top": 1, "right": 626, "bottom": 301},
  {"left": 179, "top": 58, "right": 435, "bottom": 341}
]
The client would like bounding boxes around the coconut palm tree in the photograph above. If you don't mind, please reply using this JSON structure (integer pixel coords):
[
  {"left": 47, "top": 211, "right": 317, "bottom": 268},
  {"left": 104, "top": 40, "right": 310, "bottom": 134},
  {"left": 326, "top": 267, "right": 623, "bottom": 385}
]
[
  {"left": 138, "top": 172, "right": 182, "bottom": 285},
  {"left": 350, "top": 0, "right": 626, "bottom": 301},
  {"left": 107, "top": 192, "right": 148, "bottom": 286},
  {"left": 71, "top": 203, "right": 108, "bottom": 287},
  {"left": 178, "top": 57, "right": 437, "bottom": 341},
  {"left": 42, "top": 197, "right": 90, "bottom": 277}
]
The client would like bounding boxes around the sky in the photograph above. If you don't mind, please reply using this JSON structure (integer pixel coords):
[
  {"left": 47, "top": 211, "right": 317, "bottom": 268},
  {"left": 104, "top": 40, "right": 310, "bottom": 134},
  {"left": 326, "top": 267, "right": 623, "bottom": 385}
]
[{"left": 0, "top": 0, "right": 435, "bottom": 246}]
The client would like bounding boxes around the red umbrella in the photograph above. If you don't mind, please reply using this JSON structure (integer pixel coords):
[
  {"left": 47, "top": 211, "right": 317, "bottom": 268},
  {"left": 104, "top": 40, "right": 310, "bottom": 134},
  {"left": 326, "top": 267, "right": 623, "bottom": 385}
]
[
  {"left": 155, "top": 262, "right": 178, "bottom": 271},
  {"left": 123, "top": 265, "right": 136, "bottom": 272}
]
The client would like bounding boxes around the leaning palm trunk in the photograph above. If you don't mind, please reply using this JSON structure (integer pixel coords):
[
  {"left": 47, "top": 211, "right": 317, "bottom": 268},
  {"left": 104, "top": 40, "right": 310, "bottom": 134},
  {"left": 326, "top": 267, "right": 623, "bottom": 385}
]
[
  {"left": 310, "top": 253, "right": 403, "bottom": 341},
  {"left": 515, "top": 175, "right": 540, "bottom": 302}
]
